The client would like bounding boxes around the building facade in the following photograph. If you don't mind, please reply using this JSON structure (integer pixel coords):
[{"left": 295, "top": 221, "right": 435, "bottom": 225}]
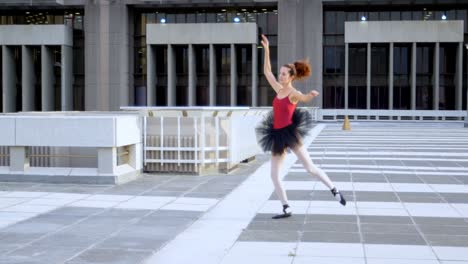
[{"left": 0, "top": 0, "right": 466, "bottom": 112}]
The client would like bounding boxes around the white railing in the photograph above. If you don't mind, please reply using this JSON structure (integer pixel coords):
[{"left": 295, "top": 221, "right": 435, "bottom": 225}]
[
  {"left": 320, "top": 109, "right": 467, "bottom": 121},
  {"left": 122, "top": 107, "right": 269, "bottom": 174},
  {"left": 0, "top": 112, "right": 142, "bottom": 184}
]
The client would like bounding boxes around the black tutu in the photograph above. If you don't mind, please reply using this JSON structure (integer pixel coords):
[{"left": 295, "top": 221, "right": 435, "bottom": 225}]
[{"left": 256, "top": 108, "right": 314, "bottom": 156}]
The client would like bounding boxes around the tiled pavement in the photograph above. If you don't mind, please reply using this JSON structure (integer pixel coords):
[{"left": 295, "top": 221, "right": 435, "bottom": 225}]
[
  {"left": 233, "top": 123, "right": 468, "bottom": 264},
  {"left": 1, "top": 122, "right": 468, "bottom": 263},
  {"left": 0, "top": 158, "right": 264, "bottom": 264}
]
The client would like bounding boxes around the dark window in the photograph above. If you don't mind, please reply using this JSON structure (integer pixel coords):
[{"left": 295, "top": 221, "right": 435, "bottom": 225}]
[
  {"left": 416, "top": 44, "right": 434, "bottom": 110},
  {"left": 349, "top": 44, "right": 367, "bottom": 109},
  {"left": 323, "top": 75, "right": 344, "bottom": 109},
  {"left": 175, "top": 45, "right": 188, "bottom": 106},
  {"left": 216, "top": 45, "right": 230, "bottom": 106},
  {"left": 371, "top": 44, "right": 389, "bottom": 109},
  {"left": 439, "top": 43, "right": 457, "bottom": 110},
  {"left": 155, "top": 45, "right": 168, "bottom": 106},
  {"left": 393, "top": 44, "right": 412, "bottom": 109},
  {"left": 195, "top": 45, "right": 209, "bottom": 106}
]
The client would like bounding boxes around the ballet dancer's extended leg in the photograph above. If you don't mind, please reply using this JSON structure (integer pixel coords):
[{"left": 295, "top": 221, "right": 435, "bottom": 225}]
[
  {"left": 291, "top": 145, "right": 346, "bottom": 206},
  {"left": 270, "top": 152, "right": 292, "bottom": 219}
]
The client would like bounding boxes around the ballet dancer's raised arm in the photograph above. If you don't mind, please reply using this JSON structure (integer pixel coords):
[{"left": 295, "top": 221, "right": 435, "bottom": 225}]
[{"left": 261, "top": 34, "right": 282, "bottom": 93}]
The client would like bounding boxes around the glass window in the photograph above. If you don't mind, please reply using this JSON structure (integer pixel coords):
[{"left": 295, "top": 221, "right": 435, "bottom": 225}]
[
  {"left": 187, "top": 14, "right": 195, "bottom": 23},
  {"left": 371, "top": 44, "right": 389, "bottom": 109},
  {"left": 336, "top": 11, "right": 345, "bottom": 34},
  {"left": 176, "top": 13, "right": 185, "bottom": 23},
  {"left": 412, "top": 11, "right": 423, "bottom": 20},
  {"left": 369, "top": 12, "right": 378, "bottom": 21},
  {"left": 217, "top": 13, "right": 227, "bottom": 22},
  {"left": 324, "top": 36, "right": 336, "bottom": 45},
  {"left": 336, "top": 46, "right": 345, "bottom": 74},
  {"left": 416, "top": 44, "right": 434, "bottom": 110},
  {"left": 447, "top": 10, "right": 456, "bottom": 20},
  {"left": 146, "top": 13, "right": 156, "bottom": 24},
  {"left": 371, "top": 44, "right": 389, "bottom": 75},
  {"left": 379, "top": 12, "right": 390, "bottom": 21},
  {"left": 417, "top": 44, "right": 434, "bottom": 74},
  {"left": 349, "top": 44, "right": 367, "bottom": 75},
  {"left": 402, "top": 11, "right": 411, "bottom": 20},
  {"left": 324, "top": 11, "right": 335, "bottom": 34},
  {"left": 196, "top": 13, "right": 205, "bottom": 23},
  {"left": 324, "top": 47, "right": 336, "bottom": 74},
  {"left": 346, "top": 12, "right": 357, "bottom": 21},
  {"left": 391, "top": 11, "right": 400, "bottom": 20},
  {"left": 166, "top": 14, "right": 175, "bottom": 23},
  {"left": 207, "top": 13, "right": 216, "bottom": 22},
  {"left": 267, "top": 13, "right": 278, "bottom": 34}
]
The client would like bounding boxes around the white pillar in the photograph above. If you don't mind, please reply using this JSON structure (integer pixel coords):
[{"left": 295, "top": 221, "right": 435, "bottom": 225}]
[
  {"left": 129, "top": 143, "right": 142, "bottom": 171},
  {"left": 147, "top": 45, "right": 156, "bottom": 106},
  {"left": 345, "top": 43, "right": 349, "bottom": 109},
  {"left": 456, "top": 42, "right": 463, "bottom": 110},
  {"left": 411, "top": 43, "right": 417, "bottom": 110},
  {"left": 98, "top": 147, "right": 116, "bottom": 174},
  {"left": 61, "top": 45, "right": 73, "bottom": 111},
  {"left": 367, "top": 43, "right": 371, "bottom": 109},
  {"left": 389, "top": 43, "right": 394, "bottom": 110},
  {"left": 167, "top": 44, "right": 175, "bottom": 106},
  {"left": 434, "top": 42, "right": 440, "bottom": 110},
  {"left": 41, "top": 45, "right": 55, "bottom": 111},
  {"left": 251, "top": 43, "right": 258, "bottom": 107},
  {"left": 188, "top": 44, "right": 196, "bottom": 106},
  {"left": 2, "top": 46, "right": 16, "bottom": 113},
  {"left": 230, "top": 44, "right": 237, "bottom": 106},
  {"left": 10, "top": 146, "right": 29, "bottom": 172},
  {"left": 209, "top": 44, "right": 216, "bottom": 106},
  {"left": 465, "top": 46, "right": 468, "bottom": 128}
]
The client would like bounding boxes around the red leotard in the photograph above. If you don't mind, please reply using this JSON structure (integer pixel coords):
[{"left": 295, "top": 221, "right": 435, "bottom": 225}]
[{"left": 273, "top": 94, "right": 296, "bottom": 129}]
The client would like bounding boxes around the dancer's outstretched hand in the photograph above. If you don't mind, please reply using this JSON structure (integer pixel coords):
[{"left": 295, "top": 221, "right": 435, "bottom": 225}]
[
  {"left": 261, "top": 34, "right": 269, "bottom": 49},
  {"left": 309, "top": 90, "right": 319, "bottom": 97}
]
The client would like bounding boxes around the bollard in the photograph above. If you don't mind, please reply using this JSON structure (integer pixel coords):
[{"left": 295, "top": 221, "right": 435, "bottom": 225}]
[{"left": 342, "top": 115, "right": 351, "bottom": 131}]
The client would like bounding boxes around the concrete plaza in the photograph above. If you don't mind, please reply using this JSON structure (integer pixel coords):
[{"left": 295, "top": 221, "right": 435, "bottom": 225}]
[{"left": 1, "top": 121, "right": 467, "bottom": 264}]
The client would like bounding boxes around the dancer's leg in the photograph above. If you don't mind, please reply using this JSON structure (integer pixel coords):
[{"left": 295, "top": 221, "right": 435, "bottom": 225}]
[
  {"left": 291, "top": 145, "right": 346, "bottom": 206},
  {"left": 271, "top": 152, "right": 292, "bottom": 218},
  {"left": 271, "top": 152, "right": 288, "bottom": 205}
]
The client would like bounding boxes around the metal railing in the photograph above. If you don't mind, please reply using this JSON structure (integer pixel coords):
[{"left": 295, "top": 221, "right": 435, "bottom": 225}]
[
  {"left": 122, "top": 107, "right": 268, "bottom": 174},
  {"left": 319, "top": 109, "right": 466, "bottom": 121}
]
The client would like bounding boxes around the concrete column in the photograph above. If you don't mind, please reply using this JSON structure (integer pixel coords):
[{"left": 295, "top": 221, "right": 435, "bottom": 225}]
[
  {"left": 278, "top": 0, "right": 322, "bottom": 104},
  {"left": 188, "top": 44, "right": 196, "bottom": 106},
  {"left": 147, "top": 45, "right": 156, "bottom": 106},
  {"left": 84, "top": 2, "right": 131, "bottom": 111},
  {"left": 2, "top": 46, "right": 16, "bottom": 113},
  {"left": 345, "top": 43, "right": 349, "bottom": 109},
  {"left": 434, "top": 42, "right": 440, "bottom": 110},
  {"left": 209, "top": 44, "right": 216, "bottom": 106},
  {"left": 41, "top": 45, "right": 55, "bottom": 111},
  {"left": 22, "top": 46, "right": 35, "bottom": 111},
  {"left": 411, "top": 43, "right": 417, "bottom": 110},
  {"left": 252, "top": 43, "right": 258, "bottom": 107},
  {"left": 167, "top": 44, "right": 175, "bottom": 106},
  {"left": 456, "top": 42, "right": 463, "bottom": 110},
  {"left": 389, "top": 43, "right": 394, "bottom": 110},
  {"left": 367, "top": 43, "right": 371, "bottom": 109},
  {"left": 10, "top": 146, "right": 29, "bottom": 172},
  {"left": 129, "top": 143, "right": 142, "bottom": 171},
  {"left": 98, "top": 147, "right": 116, "bottom": 174},
  {"left": 230, "top": 44, "right": 237, "bottom": 106},
  {"left": 61, "top": 45, "right": 73, "bottom": 111}
]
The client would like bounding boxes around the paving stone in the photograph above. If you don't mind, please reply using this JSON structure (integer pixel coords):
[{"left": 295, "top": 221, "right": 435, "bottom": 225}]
[
  {"left": 362, "top": 233, "right": 426, "bottom": 245},
  {"left": 301, "top": 231, "right": 361, "bottom": 243}
]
